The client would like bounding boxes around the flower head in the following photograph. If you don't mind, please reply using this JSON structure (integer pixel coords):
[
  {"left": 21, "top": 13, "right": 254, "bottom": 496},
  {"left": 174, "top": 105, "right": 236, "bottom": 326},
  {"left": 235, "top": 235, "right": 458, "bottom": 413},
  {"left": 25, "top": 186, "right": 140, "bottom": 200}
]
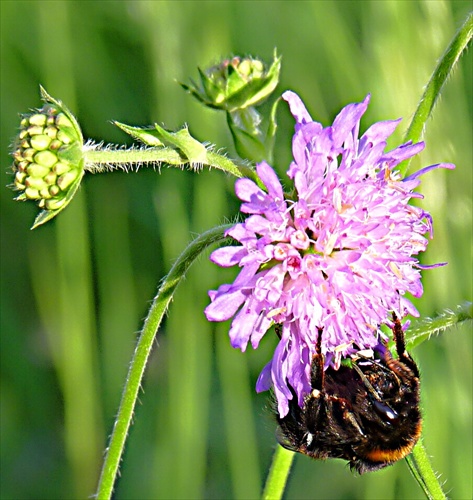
[
  {"left": 11, "top": 86, "right": 84, "bottom": 228},
  {"left": 181, "top": 52, "right": 281, "bottom": 112},
  {"left": 205, "top": 91, "right": 454, "bottom": 417}
]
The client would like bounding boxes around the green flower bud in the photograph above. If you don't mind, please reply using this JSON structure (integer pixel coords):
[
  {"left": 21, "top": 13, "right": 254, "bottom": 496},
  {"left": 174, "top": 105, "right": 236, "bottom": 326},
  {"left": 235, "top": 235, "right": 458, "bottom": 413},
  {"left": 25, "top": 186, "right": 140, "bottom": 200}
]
[
  {"left": 26, "top": 163, "right": 51, "bottom": 178},
  {"left": 181, "top": 51, "right": 281, "bottom": 112},
  {"left": 28, "top": 113, "right": 47, "bottom": 127},
  {"left": 57, "top": 171, "right": 79, "bottom": 191},
  {"left": 10, "top": 86, "right": 85, "bottom": 228},
  {"left": 26, "top": 176, "right": 49, "bottom": 191},
  {"left": 30, "top": 134, "right": 53, "bottom": 151}
]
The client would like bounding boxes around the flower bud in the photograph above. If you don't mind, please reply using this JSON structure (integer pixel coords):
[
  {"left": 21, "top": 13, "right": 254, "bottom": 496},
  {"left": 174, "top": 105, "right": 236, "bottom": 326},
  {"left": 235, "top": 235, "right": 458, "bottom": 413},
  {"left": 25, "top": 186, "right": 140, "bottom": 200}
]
[
  {"left": 11, "top": 87, "right": 85, "bottom": 228},
  {"left": 181, "top": 51, "right": 281, "bottom": 112}
]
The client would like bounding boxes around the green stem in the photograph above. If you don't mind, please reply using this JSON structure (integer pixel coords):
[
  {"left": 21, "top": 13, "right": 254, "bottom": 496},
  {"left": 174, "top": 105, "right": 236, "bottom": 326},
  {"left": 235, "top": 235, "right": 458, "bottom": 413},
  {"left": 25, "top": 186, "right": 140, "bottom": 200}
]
[
  {"left": 261, "top": 445, "right": 295, "bottom": 500},
  {"left": 406, "top": 440, "right": 446, "bottom": 500},
  {"left": 95, "top": 224, "right": 232, "bottom": 499},
  {"left": 399, "top": 11, "right": 473, "bottom": 176},
  {"left": 83, "top": 144, "right": 262, "bottom": 183},
  {"left": 84, "top": 146, "right": 185, "bottom": 169}
]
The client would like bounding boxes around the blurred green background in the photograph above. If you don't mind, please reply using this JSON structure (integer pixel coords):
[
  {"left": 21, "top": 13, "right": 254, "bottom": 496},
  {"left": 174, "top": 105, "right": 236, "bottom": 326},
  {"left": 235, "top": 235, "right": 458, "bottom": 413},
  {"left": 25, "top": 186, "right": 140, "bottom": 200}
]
[{"left": 1, "top": 1, "right": 471, "bottom": 499}]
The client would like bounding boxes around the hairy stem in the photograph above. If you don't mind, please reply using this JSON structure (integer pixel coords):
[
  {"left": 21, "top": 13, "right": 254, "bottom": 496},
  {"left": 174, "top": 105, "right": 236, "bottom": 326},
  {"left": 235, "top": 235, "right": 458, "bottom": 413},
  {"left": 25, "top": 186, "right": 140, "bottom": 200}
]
[
  {"left": 399, "top": 11, "right": 473, "bottom": 175},
  {"left": 406, "top": 440, "right": 446, "bottom": 500},
  {"left": 262, "top": 445, "right": 295, "bottom": 500},
  {"left": 95, "top": 224, "right": 232, "bottom": 499},
  {"left": 83, "top": 144, "right": 263, "bottom": 185}
]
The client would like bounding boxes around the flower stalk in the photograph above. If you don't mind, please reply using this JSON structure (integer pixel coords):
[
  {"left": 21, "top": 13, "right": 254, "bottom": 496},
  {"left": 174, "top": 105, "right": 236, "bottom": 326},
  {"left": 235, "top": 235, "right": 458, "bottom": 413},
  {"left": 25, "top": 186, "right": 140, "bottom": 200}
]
[
  {"left": 82, "top": 142, "right": 255, "bottom": 181},
  {"left": 399, "top": 11, "right": 473, "bottom": 176},
  {"left": 262, "top": 445, "right": 295, "bottom": 500},
  {"left": 95, "top": 224, "right": 232, "bottom": 499},
  {"left": 406, "top": 440, "right": 446, "bottom": 500}
]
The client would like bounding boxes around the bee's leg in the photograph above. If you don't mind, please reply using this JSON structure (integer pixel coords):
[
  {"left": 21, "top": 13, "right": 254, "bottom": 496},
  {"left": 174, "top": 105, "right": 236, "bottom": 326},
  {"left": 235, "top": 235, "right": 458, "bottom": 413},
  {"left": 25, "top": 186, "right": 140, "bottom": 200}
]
[
  {"left": 310, "top": 328, "right": 325, "bottom": 392},
  {"left": 391, "top": 312, "right": 406, "bottom": 358},
  {"left": 390, "top": 313, "right": 419, "bottom": 378}
]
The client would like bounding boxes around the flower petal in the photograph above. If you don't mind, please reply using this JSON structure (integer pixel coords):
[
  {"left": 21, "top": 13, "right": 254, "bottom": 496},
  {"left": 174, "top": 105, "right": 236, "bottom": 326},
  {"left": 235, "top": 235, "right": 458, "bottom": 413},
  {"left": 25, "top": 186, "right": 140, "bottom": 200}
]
[
  {"left": 282, "top": 90, "right": 313, "bottom": 124},
  {"left": 359, "top": 119, "right": 401, "bottom": 151},
  {"left": 210, "top": 245, "right": 247, "bottom": 267},
  {"left": 204, "top": 288, "right": 247, "bottom": 321},
  {"left": 403, "top": 162, "right": 455, "bottom": 181},
  {"left": 331, "top": 94, "right": 370, "bottom": 148},
  {"left": 235, "top": 177, "right": 262, "bottom": 202},
  {"left": 257, "top": 161, "right": 285, "bottom": 200}
]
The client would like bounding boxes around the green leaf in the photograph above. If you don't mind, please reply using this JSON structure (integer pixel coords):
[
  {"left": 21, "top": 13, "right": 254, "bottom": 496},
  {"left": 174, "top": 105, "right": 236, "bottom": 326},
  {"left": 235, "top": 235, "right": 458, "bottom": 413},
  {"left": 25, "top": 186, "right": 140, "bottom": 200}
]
[
  {"left": 115, "top": 120, "right": 209, "bottom": 166},
  {"left": 406, "top": 302, "right": 472, "bottom": 350},
  {"left": 89, "top": 126, "right": 251, "bottom": 180},
  {"left": 114, "top": 121, "right": 210, "bottom": 168},
  {"left": 153, "top": 124, "right": 208, "bottom": 165},
  {"left": 197, "top": 67, "right": 222, "bottom": 102},
  {"left": 113, "top": 122, "right": 164, "bottom": 147}
]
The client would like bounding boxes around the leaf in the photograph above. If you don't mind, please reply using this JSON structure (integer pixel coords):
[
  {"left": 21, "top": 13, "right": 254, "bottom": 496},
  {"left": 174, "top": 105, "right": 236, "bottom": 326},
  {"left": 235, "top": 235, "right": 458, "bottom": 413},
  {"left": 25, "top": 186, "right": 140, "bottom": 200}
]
[
  {"left": 406, "top": 302, "right": 472, "bottom": 349},
  {"left": 113, "top": 122, "right": 165, "bottom": 147},
  {"left": 153, "top": 124, "right": 208, "bottom": 166},
  {"left": 39, "top": 85, "right": 83, "bottom": 143},
  {"left": 109, "top": 120, "right": 248, "bottom": 179}
]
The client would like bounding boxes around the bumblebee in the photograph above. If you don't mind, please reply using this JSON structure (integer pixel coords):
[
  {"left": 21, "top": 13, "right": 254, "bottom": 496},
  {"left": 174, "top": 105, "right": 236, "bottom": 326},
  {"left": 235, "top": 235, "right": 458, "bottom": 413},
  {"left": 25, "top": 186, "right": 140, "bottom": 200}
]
[{"left": 275, "top": 314, "right": 422, "bottom": 474}]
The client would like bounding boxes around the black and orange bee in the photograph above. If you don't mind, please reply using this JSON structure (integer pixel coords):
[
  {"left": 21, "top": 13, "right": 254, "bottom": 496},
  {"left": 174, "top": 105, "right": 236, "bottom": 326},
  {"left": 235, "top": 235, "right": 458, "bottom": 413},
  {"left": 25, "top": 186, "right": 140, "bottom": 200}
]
[{"left": 275, "top": 314, "right": 422, "bottom": 473}]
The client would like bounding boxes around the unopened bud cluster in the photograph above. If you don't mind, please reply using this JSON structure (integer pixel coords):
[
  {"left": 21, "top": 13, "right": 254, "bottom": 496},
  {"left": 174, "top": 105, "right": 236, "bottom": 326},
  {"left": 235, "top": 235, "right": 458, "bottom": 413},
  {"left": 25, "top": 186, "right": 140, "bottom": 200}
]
[
  {"left": 182, "top": 52, "right": 281, "bottom": 112},
  {"left": 12, "top": 103, "right": 83, "bottom": 210},
  {"left": 210, "top": 56, "right": 265, "bottom": 91}
]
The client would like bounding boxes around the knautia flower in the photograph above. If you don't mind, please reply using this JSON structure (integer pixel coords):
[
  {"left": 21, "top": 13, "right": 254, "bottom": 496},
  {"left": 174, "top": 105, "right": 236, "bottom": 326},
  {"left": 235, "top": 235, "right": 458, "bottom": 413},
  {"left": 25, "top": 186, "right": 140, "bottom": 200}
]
[
  {"left": 11, "top": 87, "right": 84, "bottom": 228},
  {"left": 205, "top": 91, "right": 454, "bottom": 417}
]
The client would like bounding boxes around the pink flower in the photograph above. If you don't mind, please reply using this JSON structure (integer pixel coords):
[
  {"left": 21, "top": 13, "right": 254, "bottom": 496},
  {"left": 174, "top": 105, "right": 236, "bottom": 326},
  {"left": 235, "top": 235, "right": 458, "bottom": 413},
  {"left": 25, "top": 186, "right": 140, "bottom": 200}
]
[{"left": 205, "top": 91, "right": 454, "bottom": 417}]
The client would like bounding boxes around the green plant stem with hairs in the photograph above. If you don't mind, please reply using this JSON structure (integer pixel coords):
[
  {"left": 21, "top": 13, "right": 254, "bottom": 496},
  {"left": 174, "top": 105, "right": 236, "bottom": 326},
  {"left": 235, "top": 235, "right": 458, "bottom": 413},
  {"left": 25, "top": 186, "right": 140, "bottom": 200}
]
[
  {"left": 262, "top": 445, "right": 295, "bottom": 500},
  {"left": 398, "top": 11, "right": 473, "bottom": 177},
  {"left": 95, "top": 224, "right": 232, "bottom": 499}
]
